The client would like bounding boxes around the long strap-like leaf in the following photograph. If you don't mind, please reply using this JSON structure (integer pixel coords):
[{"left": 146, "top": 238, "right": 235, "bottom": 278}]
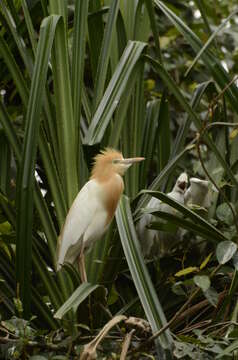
[
  {"left": 116, "top": 195, "right": 173, "bottom": 357},
  {"left": 16, "top": 15, "right": 60, "bottom": 318},
  {"left": 84, "top": 40, "right": 147, "bottom": 145}
]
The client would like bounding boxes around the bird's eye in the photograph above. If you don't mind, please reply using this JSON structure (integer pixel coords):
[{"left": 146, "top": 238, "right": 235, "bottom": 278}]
[{"left": 112, "top": 159, "right": 120, "bottom": 164}]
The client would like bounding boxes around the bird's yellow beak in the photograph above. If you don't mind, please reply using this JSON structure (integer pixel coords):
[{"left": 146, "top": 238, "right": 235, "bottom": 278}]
[{"left": 118, "top": 157, "right": 145, "bottom": 164}]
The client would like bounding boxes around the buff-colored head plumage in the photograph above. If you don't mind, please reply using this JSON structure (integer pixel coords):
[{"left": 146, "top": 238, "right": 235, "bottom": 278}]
[
  {"left": 90, "top": 148, "right": 145, "bottom": 182},
  {"left": 90, "top": 148, "right": 124, "bottom": 181}
]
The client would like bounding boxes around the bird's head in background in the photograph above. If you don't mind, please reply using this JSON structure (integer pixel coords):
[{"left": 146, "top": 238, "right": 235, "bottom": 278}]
[
  {"left": 174, "top": 172, "right": 188, "bottom": 193},
  {"left": 90, "top": 148, "right": 145, "bottom": 181}
]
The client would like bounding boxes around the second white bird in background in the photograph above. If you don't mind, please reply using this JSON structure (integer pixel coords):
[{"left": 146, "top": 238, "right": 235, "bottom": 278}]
[
  {"left": 137, "top": 172, "right": 188, "bottom": 258},
  {"left": 184, "top": 177, "right": 213, "bottom": 209}
]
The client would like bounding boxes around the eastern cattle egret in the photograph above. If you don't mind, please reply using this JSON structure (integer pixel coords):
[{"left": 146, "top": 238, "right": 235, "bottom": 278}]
[
  {"left": 137, "top": 172, "right": 188, "bottom": 257},
  {"left": 57, "top": 148, "right": 144, "bottom": 281}
]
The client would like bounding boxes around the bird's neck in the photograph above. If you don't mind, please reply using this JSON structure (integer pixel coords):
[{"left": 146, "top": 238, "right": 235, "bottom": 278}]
[
  {"left": 90, "top": 166, "right": 115, "bottom": 182},
  {"left": 96, "top": 174, "right": 124, "bottom": 225}
]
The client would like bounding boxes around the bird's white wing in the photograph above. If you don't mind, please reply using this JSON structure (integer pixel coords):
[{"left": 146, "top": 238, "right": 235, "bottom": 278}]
[{"left": 57, "top": 179, "right": 104, "bottom": 269}]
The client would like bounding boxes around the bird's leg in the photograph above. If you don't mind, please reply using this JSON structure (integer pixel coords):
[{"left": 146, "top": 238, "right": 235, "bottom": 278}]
[{"left": 78, "top": 245, "right": 87, "bottom": 282}]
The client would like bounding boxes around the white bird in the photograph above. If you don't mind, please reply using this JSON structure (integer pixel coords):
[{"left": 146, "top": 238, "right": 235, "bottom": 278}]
[
  {"left": 185, "top": 177, "right": 211, "bottom": 208},
  {"left": 57, "top": 148, "right": 144, "bottom": 282},
  {"left": 137, "top": 172, "right": 188, "bottom": 258}
]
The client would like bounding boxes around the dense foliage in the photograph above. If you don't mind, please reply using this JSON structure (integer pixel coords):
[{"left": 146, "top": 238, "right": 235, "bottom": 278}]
[{"left": 0, "top": 0, "right": 238, "bottom": 358}]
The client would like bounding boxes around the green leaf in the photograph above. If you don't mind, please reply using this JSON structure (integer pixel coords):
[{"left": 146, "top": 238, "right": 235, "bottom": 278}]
[
  {"left": 232, "top": 252, "right": 238, "bottom": 270},
  {"left": 49, "top": 2, "right": 78, "bottom": 207},
  {"left": 88, "top": 1, "right": 104, "bottom": 81},
  {"left": 158, "top": 93, "right": 170, "bottom": 172},
  {"left": 194, "top": 275, "right": 211, "bottom": 292},
  {"left": 172, "top": 80, "right": 215, "bottom": 157},
  {"left": 145, "top": 55, "right": 238, "bottom": 188},
  {"left": 122, "top": 60, "right": 145, "bottom": 198},
  {"left": 140, "top": 99, "right": 160, "bottom": 187},
  {"left": 0, "top": 1, "right": 33, "bottom": 74},
  {"left": 54, "top": 283, "right": 99, "bottom": 319},
  {"left": 172, "top": 282, "right": 186, "bottom": 296},
  {"left": 145, "top": 0, "right": 162, "bottom": 62},
  {"left": 194, "top": 0, "right": 213, "bottom": 36},
  {"left": 216, "top": 241, "right": 237, "bottom": 265},
  {"left": 0, "top": 35, "right": 29, "bottom": 108},
  {"left": 185, "top": 9, "right": 238, "bottom": 77},
  {"left": 200, "top": 252, "right": 213, "bottom": 270},
  {"left": 38, "top": 128, "right": 67, "bottom": 229},
  {"left": 16, "top": 15, "right": 60, "bottom": 318},
  {"left": 175, "top": 267, "right": 198, "bottom": 277},
  {"left": 149, "top": 211, "right": 220, "bottom": 243},
  {"left": 216, "top": 339, "right": 238, "bottom": 359},
  {"left": 216, "top": 203, "right": 234, "bottom": 226},
  {"left": 116, "top": 195, "right": 173, "bottom": 356},
  {"left": 153, "top": 0, "right": 238, "bottom": 116},
  {"left": 135, "top": 145, "right": 193, "bottom": 215},
  {"left": 71, "top": 0, "right": 89, "bottom": 188},
  {"left": 204, "top": 287, "right": 219, "bottom": 307},
  {"left": 83, "top": 40, "right": 147, "bottom": 145},
  {"left": 141, "top": 191, "right": 227, "bottom": 242},
  {"left": 93, "top": 0, "right": 120, "bottom": 111},
  {"left": 21, "top": 0, "right": 38, "bottom": 56},
  {"left": 107, "top": 66, "right": 139, "bottom": 148}
]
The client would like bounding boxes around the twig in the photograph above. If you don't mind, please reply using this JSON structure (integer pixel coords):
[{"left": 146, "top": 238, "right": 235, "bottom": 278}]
[
  {"left": 128, "top": 287, "right": 200, "bottom": 355},
  {"left": 129, "top": 263, "right": 224, "bottom": 355},
  {"left": 120, "top": 329, "right": 135, "bottom": 360}
]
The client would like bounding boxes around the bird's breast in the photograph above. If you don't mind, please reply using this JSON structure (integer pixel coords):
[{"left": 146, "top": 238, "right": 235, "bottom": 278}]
[{"left": 100, "top": 174, "right": 124, "bottom": 225}]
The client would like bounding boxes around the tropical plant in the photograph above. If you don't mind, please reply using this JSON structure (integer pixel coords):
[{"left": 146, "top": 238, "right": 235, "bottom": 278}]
[{"left": 0, "top": 0, "right": 238, "bottom": 358}]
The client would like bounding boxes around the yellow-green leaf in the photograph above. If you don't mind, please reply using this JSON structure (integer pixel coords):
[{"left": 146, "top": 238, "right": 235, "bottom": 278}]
[
  {"left": 229, "top": 127, "right": 238, "bottom": 140},
  {"left": 0, "top": 221, "right": 11, "bottom": 234},
  {"left": 200, "top": 252, "right": 213, "bottom": 270},
  {"left": 175, "top": 267, "right": 198, "bottom": 277}
]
